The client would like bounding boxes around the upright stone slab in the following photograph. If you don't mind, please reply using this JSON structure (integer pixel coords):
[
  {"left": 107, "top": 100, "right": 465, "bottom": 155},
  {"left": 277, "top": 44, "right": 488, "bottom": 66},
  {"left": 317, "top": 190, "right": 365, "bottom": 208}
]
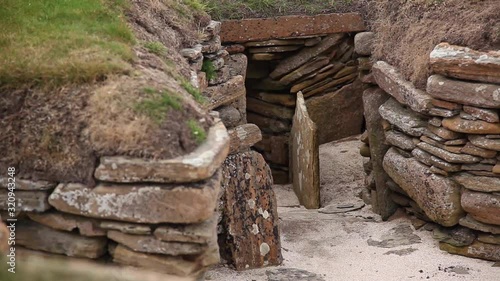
[
  {"left": 219, "top": 151, "right": 282, "bottom": 270},
  {"left": 363, "top": 88, "right": 397, "bottom": 220},
  {"left": 291, "top": 92, "right": 320, "bottom": 209},
  {"left": 306, "top": 82, "right": 364, "bottom": 145},
  {"left": 383, "top": 148, "right": 465, "bottom": 227},
  {"left": 430, "top": 43, "right": 500, "bottom": 84}
]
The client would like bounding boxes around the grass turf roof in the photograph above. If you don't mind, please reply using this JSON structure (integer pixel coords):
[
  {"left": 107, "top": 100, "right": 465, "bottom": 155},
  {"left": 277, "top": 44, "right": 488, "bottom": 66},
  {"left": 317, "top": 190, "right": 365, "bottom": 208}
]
[{"left": 0, "top": 0, "right": 135, "bottom": 86}]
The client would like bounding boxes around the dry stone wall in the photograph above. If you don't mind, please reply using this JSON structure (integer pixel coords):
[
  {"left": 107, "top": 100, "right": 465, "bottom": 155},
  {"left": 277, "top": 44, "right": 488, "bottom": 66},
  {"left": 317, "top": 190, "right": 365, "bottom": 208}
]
[
  {"left": 221, "top": 13, "right": 366, "bottom": 184},
  {"left": 361, "top": 40, "right": 500, "bottom": 262}
]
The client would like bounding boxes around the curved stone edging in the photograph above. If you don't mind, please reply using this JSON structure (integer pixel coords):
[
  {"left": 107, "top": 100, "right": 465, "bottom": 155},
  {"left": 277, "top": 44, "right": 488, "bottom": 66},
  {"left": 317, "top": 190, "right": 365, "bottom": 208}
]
[{"left": 94, "top": 121, "right": 229, "bottom": 183}]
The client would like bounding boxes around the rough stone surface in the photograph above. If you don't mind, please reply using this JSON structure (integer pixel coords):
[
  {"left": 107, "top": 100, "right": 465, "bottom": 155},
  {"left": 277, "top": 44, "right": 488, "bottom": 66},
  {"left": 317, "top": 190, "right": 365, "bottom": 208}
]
[
  {"left": 379, "top": 98, "right": 428, "bottom": 137},
  {"left": 94, "top": 122, "right": 229, "bottom": 184},
  {"left": 49, "top": 172, "right": 221, "bottom": 224},
  {"left": 383, "top": 148, "right": 464, "bottom": 226},
  {"left": 363, "top": 88, "right": 397, "bottom": 219},
  {"left": 249, "top": 92, "right": 296, "bottom": 107},
  {"left": 0, "top": 178, "right": 55, "bottom": 191},
  {"left": 439, "top": 242, "right": 500, "bottom": 262},
  {"left": 416, "top": 142, "right": 481, "bottom": 164},
  {"left": 17, "top": 220, "right": 107, "bottom": 258},
  {"left": 111, "top": 244, "right": 202, "bottom": 277},
  {"left": 228, "top": 124, "right": 262, "bottom": 154},
  {"left": 463, "top": 106, "right": 499, "bottom": 123},
  {"left": 203, "top": 75, "right": 246, "bottom": 110},
  {"left": 247, "top": 97, "right": 294, "bottom": 120},
  {"left": 430, "top": 43, "right": 500, "bottom": 84},
  {"left": 220, "top": 13, "right": 365, "bottom": 43},
  {"left": 0, "top": 190, "right": 51, "bottom": 212},
  {"left": 154, "top": 216, "right": 216, "bottom": 244},
  {"left": 461, "top": 190, "right": 500, "bottom": 225},
  {"left": 99, "top": 221, "right": 151, "bottom": 235},
  {"left": 461, "top": 142, "right": 497, "bottom": 159},
  {"left": 218, "top": 105, "right": 242, "bottom": 128},
  {"left": 459, "top": 215, "right": 500, "bottom": 234},
  {"left": 306, "top": 83, "right": 364, "bottom": 145},
  {"left": 478, "top": 234, "right": 500, "bottom": 245},
  {"left": 442, "top": 116, "right": 500, "bottom": 134},
  {"left": 27, "top": 212, "right": 106, "bottom": 237},
  {"left": 432, "top": 226, "right": 476, "bottom": 247},
  {"left": 354, "top": 32, "right": 375, "bottom": 56},
  {"left": 428, "top": 124, "right": 463, "bottom": 140},
  {"left": 291, "top": 92, "right": 320, "bottom": 209},
  {"left": 431, "top": 99, "right": 462, "bottom": 111},
  {"left": 279, "top": 56, "right": 330, "bottom": 85},
  {"left": 469, "top": 135, "right": 500, "bottom": 151},
  {"left": 372, "top": 61, "right": 433, "bottom": 113},
  {"left": 429, "top": 107, "right": 459, "bottom": 118},
  {"left": 219, "top": 151, "right": 282, "bottom": 270},
  {"left": 107, "top": 230, "right": 206, "bottom": 256}
]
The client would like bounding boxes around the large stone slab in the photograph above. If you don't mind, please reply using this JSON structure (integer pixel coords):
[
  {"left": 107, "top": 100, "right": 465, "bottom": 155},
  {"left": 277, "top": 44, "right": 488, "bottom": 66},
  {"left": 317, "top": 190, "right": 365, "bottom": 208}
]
[
  {"left": 290, "top": 62, "right": 345, "bottom": 93},
  {"left": 228, "top": 124, "right": 262, "bottom": 154},
  {"left": 439, "top": 241, "right": 500, "bottom": 262},
  {"left": 248, "top": 92, "right": 296, "bottom": 107},
  {"left": 27, "top": 211, "right": 106, "bottom": 237},
  {"left": 49, "top": 172, "right": 221, "bottom": 224},
  {"left": 0, "top": 190, "right": 51, "bottom": 212},
  {"left": 372, "top": 61, "right": 433, "bottom": 113},
  {"left": 17, "top": 220, "right": 107, "bottom": 259},
  {"left": 279, "top": 56, "right": 330, "bottom": 85},
  {"left": 107, "top": 230, "right": 206, "bottom": 255},
  {"left": 385, "top": 130, "right": 417, "bottom": 151},
  {"left": 416, "top": 142, "right": 481, "bottom": 164},
  {"left": 247, "top": 97, "right": 294, "bottom": 120},
  {"left": 111, "top": 244, "right": 202, "bottom": 277},
  {"left": 469, "top": 135, "right": 500, "bottom": 151},
  {"left": 221, "top": 13, "right": 365, "bottom": 43},
  {"left": 94, "top": 121, "right": 229, "bottom": 183},
  {"left": 378, "top": 98, "right": 428, "bottom": 137},
  {"left": 442, "top": 116, "right": 500, "bottom": 134},
  {"left": 219, "top": 151, "right": 282, "bottom": 270},
  {"left": 430, "top": 43, "right": 500, "bottom": 84},
  {"left": 154, "top": 216, "right": 216, "bottom": 244},
  {"left": 270, "top": 33, "right": 345, "bottom": 79},
  {"left": 459, "top": 215, "right": 500, "bottom": 234},
  {"left": 306, "top": 83, "right": 364, "bottom": 145},
  {"left": 427, "top": 75, "right": 500, "bottom": 109},
  {"left": 202, "top": 75, "right": 246, "bottom": 110},
  {"left": 461, "top": 190, "right": 500, "bottom": 225},
  {"left": 383, "top": 148, "right": 464, "bottom": 226},
  {"left": 291, "top": 92, "right": 320, "bottom": 209},
  {"left": 453, "top": 173, "right": 500, "bottom": 193},
  {"left": 363, "top": 88, "right": 397, "bottom": 220}
]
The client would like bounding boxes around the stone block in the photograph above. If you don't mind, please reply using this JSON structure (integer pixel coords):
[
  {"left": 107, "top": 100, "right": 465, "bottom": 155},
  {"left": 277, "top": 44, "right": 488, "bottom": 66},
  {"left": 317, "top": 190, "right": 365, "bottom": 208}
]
[
  {"left": 461, "top": 190, "right": 500, "bottom": 225},
  {"left": 228, "top": 124, "right": 262, "bottom": 154},
  {"left": 354, "top": 32, "right": 375, "bottom": 56}
]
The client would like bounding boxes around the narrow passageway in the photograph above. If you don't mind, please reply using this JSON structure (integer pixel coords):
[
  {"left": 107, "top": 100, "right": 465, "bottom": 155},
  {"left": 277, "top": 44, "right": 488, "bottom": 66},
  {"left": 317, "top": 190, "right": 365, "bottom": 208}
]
[{"left": 209, "top": 137, "right": 498, "bottom": 281}]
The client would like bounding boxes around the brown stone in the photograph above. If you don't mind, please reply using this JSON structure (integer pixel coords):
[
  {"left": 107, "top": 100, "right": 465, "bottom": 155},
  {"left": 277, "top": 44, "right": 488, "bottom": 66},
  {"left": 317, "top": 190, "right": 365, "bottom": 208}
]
[
  {"left": 429, "top": 107, "right": 459, "bottom": 118},
  {"left": 203, "top": 75, "right": 246, "bottom": 110},
  {"left": 0, "top": 190, "right": 51, "bottom": 212},
  {"left": 462, "top": 163, "right": 493, "bottom": 172},
  {"left": 442, "top": 116, "right": 500, "bottom": 134},
  {"left": 463, "top": 106, "right": 499, "bottom": 123},
  {"left": 245, "top": 39, "right": 305, "bottom": 47},
  {"left": 0, "top": 178, "right": 55, "bottom": 191},
  {"left": 379, "top": 98, "right": 428, "bottom": 137},
  {"left": 226, "top": 54, "right": 248, "bottom": 79},
  {"left": 220, "top": 151, "right": 282, "bottom": 270},
  {"left": 495, "top": 164, "right": 500, "bottom": 174},
  {"left": 49, "top": 172, "right": 221, "bottom": 224},
  {"left": 461, "top": 142, "right": 497, "bottom": 159},
  {"left": 429, "top": 117, "right": 443, "bottom": 127},
  {"left": 360, "top": 144, "right": 371, "bottom": 157},
  {"left": 305, "top": 37, "right": 322, "bottom": 47},
  {"left": 383, "top": 148, "right": 465, "bottom": 226},
  {"left": 247, "top": 97, "right": 294, "bottom": 120},
  {"left": 428, "top": 124, "right": 463, "bottom": 140},
  {"left": 248, "top": 45, "right": 301, "bottom": 54},
  {"left": 94, "top": 122, "right": 229, "bottom": 184},
  {"left": 154, "top": 216, "right": 216, "bottom": 244},
  {"left": 385, "top": 130, "right": 416, "bottom": 151},
  {"left": 99, "top": 221, "right": 151, "bottom": 235},
  {"left": 302, "top": 72, "right": 357, "bottom": 98},
  {"left": 462, "top": 190, "right": 500, "bottom": 225},
  {"left": 445, "top": 139, "right": 468, "bottom": 146},
  {"left": 220, "top": 13, "right": 365, "bottom": 43},
  {"left": 364, "top": 88, "right": 397, "bottom": 220},
  {"left": 107, "top": 230, "right": 206, "bottom": 256},
  {"left": 291, "top": 92, "right": 320, "bottom": 209},
  {"left": 417, "top": 142, "right": 481, "bottom": 164},
  {"left": 411, "top": 148, "right": 462, "bottom": 173},
  {"left": 431, "top": 99, "right": 462, "bottom": 111},
  {"left": 430, "top": 166, "right": 449, "bottom": 176},
  {"left": 354, "top": 32, "right": 375, "bottom": 56},
  {"left": 372, "top": 61, "right": 433, "bottom": 113},
  {"left": 279, "top": 56, "right": 330, "bottom": 85},
  {"left": 201, "top": 35, "right": 221, "bottom": 54},
  {"left": 218, "top": 105, "right": 242, "bottom": 128},
  {"left": 228, "top": 124, "right": 262, "bottom": 154},
  {"left": 439, "top": 241, "right": 500, "bottom": 262},
  {"left": 111, "top": 244, "right": 202, "bottom": 277},
  {"left": 249, "top": 92, "right": 296, "bottom": 107},
  {"left": 270, "top": 33, "right": 345, "bottom": 79},
  {"left": 27, "top": 212, "right": 106, "bottom": 237},
  {"left": 225, "top": 44, "right": 245, "bottom": 54},
  {"left": 478, "top": 234, "right": 500, "bottom": 245},
  {"left": 459, "top": 215, "right": 500, "bottom": 234},
  {"left": 469, "top": 135, "right": 500, "bottom": 151},
  {"left": 254, "top": 134, "right": 289, "bottom": 166},
  {"left": 306, "top": 83, "right": 364, "bottom": 144},
  {"left": 17, "top": 220, "right": 107, "bottom": 259},
  {"left": 247, "top": 112, "right": 291, "bottom": 133},
  {"left": 271, "top": 169, "right": 289, "bottom": 184},
  {"left": 251, "top": 53, "right": 284, "bottom": 61},
  {"left": 204, "top": 20, "right": 221, "bottom": 38},
  {"left": 430, "top": 43, "right": 500, "bottom": 84}
]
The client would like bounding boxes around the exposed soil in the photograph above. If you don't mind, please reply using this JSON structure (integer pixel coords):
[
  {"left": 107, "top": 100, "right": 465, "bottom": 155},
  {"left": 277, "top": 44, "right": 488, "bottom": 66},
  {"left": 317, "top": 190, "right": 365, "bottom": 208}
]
[{"left": 0, "top": 1, "right": 213, "bottom": 185}]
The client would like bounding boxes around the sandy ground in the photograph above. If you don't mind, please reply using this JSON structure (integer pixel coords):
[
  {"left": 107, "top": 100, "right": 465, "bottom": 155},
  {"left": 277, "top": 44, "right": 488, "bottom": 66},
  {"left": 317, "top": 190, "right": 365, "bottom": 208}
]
[{"left": 208, "top": 138, "right": 499, "bottom": 281}]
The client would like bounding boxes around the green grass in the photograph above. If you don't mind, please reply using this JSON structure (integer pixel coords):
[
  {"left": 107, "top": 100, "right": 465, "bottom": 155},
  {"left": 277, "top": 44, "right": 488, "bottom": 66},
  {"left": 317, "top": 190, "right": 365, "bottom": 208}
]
[
  {"left": 0, "top": 0, "right": 135, "bottom": 86},
  {"left": 202, "top": 0, "right": 358, "bottom": 20},
  {"left": 181, "top": 80, "right": 206, "bottom": 104},
  {"left": 144, "top": 41, "right": 168, "bottom": 56},
  {"left": 135, "top": 87, "right": 182, "bottom": 123},
  {"left": 201, "top": 60, "right": 217, "bottom": 81},
  {"left": 187, "top": 119, "right": 207, "bottom": 144}
]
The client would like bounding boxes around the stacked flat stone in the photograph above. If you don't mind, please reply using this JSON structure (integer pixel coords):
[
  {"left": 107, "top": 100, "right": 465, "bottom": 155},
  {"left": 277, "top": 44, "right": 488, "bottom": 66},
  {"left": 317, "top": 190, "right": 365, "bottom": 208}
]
[
  {"left": 364, "top": 43, "right": 500, "bottom": 262},
  {"left": 0, "top": 120, "right": 230, "bottom": 279},
  {"left": 183, "top": 21, "right": 282, "bottom": 270}
]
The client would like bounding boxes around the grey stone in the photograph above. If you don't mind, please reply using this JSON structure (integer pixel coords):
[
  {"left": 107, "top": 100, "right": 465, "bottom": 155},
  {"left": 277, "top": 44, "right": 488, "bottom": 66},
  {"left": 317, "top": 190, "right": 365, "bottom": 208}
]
[
  {"left": 463, "top": 106, "right": 499, "bottom": 123},
  {"left": 0, "top": 190, "right": 50, "bottom": 212},
  {"left": 266, "top": 268, "right": 325, "bottom": 281},
  {"left": 433, "top": 226, "right": 476, "bottom": 247},
  {"left": 99, "top": 221, "right": 151, "bottom": 235},
  {"left": 417, "top": 142, "right": 482, "bottom": 164},
  {"left": 429, "top": 108, "right": 459, "bottom": 118},
  {"left": 154, "top": 216, "right": 216, "bottom": 244},
  {"left": 385, "top": 130, "right": 416, "bottom": 150},
  {"left": 469, "top": 135, "right": 500, "bottom": 151},
  {"left": 459, "top": 215, "right": 500, "bottom": 234},
  {"left": 367, "top": 225, "right": 421, "bottom": 248},
  {"left": 379, "top": 98, "right": 428, "bottom": 137},
  {"left": 218, "top": 105, "right": 242, "bottom": 128},
  {"left": 0, "top": 178, "right": 55, "bottom": 191},
  {"left": 354, "top": 32, "right": 375, "bottom": 56}
]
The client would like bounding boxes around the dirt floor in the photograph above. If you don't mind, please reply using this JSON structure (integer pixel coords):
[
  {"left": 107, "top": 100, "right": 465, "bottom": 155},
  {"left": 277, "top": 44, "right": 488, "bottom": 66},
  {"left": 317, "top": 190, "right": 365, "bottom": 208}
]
[{"left": 208, "top": 137, "right": 499, "bottom": 281}]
